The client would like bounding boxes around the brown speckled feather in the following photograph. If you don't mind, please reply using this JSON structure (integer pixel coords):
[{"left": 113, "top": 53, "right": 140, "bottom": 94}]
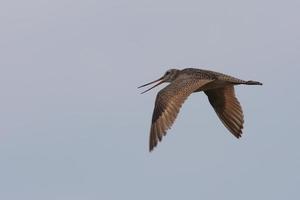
[
  {"left": 139, "top": 68, "right": 262, "bottom": 152},
  {"left": 149, "top": 78, "right": 213, "bottom": 151},
  {"left": 205, "top": 86, "right": 244, "bottom": 138}
]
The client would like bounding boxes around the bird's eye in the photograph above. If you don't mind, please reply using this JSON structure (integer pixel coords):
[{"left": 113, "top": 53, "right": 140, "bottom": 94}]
[{"left": 165, "top": 71, "right": 170, "bottom": 75}]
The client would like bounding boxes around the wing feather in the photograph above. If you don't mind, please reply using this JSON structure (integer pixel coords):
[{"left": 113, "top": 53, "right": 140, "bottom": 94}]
[
  {"left": 149, "top": 78, "right": 213, "bottom": 151},
  {"left": 205, "top": 86, "right": 244, "bottom": 138}
]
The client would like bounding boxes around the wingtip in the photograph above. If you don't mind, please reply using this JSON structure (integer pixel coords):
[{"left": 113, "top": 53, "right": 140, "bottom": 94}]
[
  {"left": 149, "top": 139, "right": 155, "bottom": 152},
  {"left": 149, "top": 146, "right": 155, "bottom": 152},
  {"left": 234, "top": 131, "right": 243, "bottom": 139}
]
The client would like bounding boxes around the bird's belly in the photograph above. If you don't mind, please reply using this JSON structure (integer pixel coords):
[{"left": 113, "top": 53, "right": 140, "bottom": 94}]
[{"left": 194, "top": 80, "right": 233, "bottom": 92}]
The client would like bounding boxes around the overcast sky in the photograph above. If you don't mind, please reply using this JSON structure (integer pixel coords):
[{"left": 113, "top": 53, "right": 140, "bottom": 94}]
[{"left": 0, "top": 0, "right": 299, "bottom": 199}]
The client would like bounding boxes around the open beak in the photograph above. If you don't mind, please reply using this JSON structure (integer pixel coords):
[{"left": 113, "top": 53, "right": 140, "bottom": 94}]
[{"left": 138, "top": 76, "right": 165, "bottom": 94}]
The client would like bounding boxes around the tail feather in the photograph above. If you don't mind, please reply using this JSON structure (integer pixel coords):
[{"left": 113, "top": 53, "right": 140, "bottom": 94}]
[{"left": 245, "top": 80, "right": 263, "bottom": 85}]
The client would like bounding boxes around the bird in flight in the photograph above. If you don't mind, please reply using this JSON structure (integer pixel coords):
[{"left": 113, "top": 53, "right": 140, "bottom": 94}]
[{"left": 138, "top": 68, "right": 262, "bottom": 152}]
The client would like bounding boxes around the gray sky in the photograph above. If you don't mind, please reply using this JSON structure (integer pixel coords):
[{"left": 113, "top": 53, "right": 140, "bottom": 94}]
[{"left": 0, "top": 0, "right": 299, "bottom": 199}]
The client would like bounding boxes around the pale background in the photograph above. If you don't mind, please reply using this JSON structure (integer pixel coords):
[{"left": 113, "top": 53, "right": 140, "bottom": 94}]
[{"left": 0, "top": 0, "right": 299, "bottom": 199}]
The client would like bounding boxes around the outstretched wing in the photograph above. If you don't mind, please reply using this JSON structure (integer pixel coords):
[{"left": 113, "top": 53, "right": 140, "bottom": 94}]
[
  {"left": 149, "top": 78, "right": 213, "bottom": 151},
  {"left": 205, "top": 86, "right": 244, "bottom": 138}
]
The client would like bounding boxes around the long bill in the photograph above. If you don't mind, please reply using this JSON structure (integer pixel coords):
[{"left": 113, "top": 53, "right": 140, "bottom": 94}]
[{"left": 138, "top": 77, "right": 164, "bottom": 94}]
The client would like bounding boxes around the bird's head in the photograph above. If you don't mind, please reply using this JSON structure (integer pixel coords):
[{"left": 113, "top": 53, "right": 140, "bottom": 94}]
[{"left": 138, "top": 69, "right": 180, "bottom": 94}]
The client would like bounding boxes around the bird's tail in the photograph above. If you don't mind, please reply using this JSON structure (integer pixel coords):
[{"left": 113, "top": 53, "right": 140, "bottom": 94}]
[{"left": 245, "top": 80, "right": 263, "bottom": 85}]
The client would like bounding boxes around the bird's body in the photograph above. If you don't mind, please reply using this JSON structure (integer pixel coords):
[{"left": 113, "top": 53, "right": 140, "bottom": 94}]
[{"left": 138, "top": 68, "right": 262, "bottom": 151}]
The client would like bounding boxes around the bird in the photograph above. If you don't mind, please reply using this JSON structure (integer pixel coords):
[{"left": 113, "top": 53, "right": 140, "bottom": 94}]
[{"left": 138, "top": 68, "right": 262, "bottom": 152}]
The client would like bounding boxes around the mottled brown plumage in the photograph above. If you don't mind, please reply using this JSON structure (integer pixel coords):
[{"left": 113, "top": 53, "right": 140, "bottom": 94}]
[{"left": 138, "top": 68, "right": 262, "bottom": 151}]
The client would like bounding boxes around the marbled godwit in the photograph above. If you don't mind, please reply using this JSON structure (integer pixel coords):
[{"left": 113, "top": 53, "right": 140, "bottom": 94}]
[{"left": 138, "top": 68, "right": 262, "bottom": 151}]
